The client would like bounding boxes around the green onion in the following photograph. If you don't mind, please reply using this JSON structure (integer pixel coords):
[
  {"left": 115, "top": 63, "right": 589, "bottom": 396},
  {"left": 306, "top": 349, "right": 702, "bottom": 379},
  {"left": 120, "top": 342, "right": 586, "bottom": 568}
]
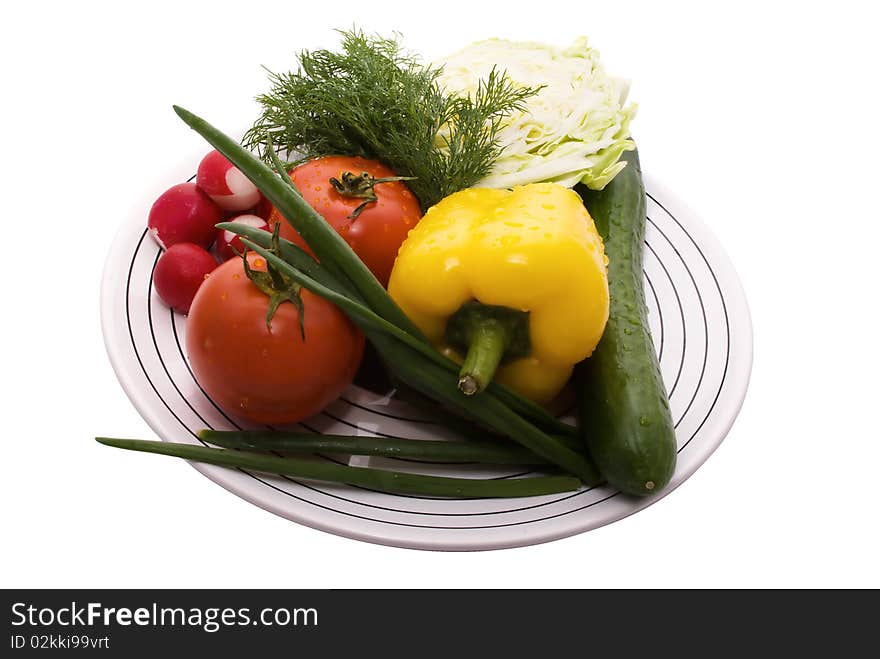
[
  {"left": 173, "top": 106, "right": 591, "bottom": 480},
  {"left": 232, "top": 229, "right": 574, "bottom": 439},
  {"left": 216, "top": 221, "right": 359, "bottom": 300},
  {"left": 227, "top": 231, "right": 581, "bottom": 457},
  {"left": 198, "top": 109, "right": 575, "bottom": 439},
  {"left": 240, "top": 237, "right": 601, "bottom": 484},
  {"left": 240, "top": 238, "right": 425, "bottom": 352},
  {"left": 375, "top": 336, "right": 602, "bottom": 484},
  {"left": 199, "top": 429, "right": 550, "bottom": 464},
  {"left": 95, "top": 438, "right": 580, "bottom": 499}
]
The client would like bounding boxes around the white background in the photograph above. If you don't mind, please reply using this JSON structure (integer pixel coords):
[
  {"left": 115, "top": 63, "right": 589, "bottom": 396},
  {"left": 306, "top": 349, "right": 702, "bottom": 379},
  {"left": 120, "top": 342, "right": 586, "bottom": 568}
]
[{"left": 2, "top": 0, "right": 878, "bottom": 588}]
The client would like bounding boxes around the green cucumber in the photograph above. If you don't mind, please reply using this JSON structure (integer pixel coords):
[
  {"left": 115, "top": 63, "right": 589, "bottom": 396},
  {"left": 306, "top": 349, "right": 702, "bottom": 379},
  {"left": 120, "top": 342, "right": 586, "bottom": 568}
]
[{"left": 575, "top": 148, "right": 677, "bottom": 496}]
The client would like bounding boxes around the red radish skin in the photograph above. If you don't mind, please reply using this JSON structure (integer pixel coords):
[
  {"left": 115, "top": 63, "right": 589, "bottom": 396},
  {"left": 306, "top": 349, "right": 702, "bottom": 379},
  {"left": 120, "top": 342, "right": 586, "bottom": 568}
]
[
  {"left": 153, "top": 243, "right": 218, "bottom": 314},
  {"left": 250, "top": 195, "right": 274, "bottom": 220},
  {"left": 215, "top": 214, "right": 271, "bottom": 261},
  {"left": 148, "top": 183, "right": 222, "bottom": 249},
  {"left": 197, "top": 150, "right": 262, "bottom": 212}
]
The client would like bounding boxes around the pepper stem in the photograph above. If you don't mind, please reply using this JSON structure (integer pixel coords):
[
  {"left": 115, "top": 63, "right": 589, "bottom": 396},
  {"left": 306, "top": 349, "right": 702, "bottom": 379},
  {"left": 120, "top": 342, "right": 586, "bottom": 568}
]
[
  {"left": 458, "top": 321, "right": 511, "bottom": 395},
  {"left": 445, "top": 301, "right": 531, "bottom": 396}
]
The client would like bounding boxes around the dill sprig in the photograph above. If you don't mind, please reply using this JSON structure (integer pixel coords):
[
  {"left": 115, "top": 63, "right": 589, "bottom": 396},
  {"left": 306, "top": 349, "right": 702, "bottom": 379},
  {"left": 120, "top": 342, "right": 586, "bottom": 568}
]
[{"left": 242, "top": 30, "right": 537, "bottom": 210}]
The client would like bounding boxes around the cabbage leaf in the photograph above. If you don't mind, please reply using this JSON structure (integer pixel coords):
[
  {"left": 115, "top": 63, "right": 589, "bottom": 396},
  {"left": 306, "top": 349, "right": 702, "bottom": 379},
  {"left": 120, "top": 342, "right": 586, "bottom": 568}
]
[{"left": 436, "top": 37, "right": 636, "bottom": 190}]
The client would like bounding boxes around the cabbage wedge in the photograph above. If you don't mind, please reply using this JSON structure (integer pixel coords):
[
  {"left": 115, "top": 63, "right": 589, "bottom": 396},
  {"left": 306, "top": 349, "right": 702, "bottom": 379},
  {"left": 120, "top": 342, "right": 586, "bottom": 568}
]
[{"left": 437, "top": 37, "right": 636, "bottom": 190}]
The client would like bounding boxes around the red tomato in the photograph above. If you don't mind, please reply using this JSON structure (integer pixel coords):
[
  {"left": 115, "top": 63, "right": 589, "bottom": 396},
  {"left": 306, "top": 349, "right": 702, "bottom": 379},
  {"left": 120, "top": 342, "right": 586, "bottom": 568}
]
[
  {"left": 186, "top": 253, "right": 364, "bottom": 425},
  {"left": 268, "top": 156, "right": 422, "bottom": 286}
]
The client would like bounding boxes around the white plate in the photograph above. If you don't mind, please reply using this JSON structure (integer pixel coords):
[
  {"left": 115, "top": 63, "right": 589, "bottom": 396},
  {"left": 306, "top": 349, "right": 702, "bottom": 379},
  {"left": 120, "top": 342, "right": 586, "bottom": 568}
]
[{"left": 101, "top": 158, "right": 753, "bottom": 551}]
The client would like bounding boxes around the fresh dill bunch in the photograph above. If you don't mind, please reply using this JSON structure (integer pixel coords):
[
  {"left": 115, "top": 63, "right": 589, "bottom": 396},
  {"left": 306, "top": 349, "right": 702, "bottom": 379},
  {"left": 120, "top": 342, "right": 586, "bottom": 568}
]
[{"left": 242, "top": 29, "right": 538, "bottom": 210}]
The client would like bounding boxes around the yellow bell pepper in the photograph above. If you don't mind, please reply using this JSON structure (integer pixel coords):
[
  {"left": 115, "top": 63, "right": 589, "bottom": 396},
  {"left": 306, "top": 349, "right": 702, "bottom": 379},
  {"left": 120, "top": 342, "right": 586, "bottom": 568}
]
[{"left": 388, "top": 182, "right": 610, "bottom": 403}]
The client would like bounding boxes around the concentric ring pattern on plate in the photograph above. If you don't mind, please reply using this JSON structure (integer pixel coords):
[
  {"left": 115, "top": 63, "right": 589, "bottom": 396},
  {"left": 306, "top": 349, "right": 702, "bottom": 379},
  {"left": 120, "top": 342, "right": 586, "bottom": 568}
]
[{"left": 101, "top": 162, "right": 753, "bottom": 551}]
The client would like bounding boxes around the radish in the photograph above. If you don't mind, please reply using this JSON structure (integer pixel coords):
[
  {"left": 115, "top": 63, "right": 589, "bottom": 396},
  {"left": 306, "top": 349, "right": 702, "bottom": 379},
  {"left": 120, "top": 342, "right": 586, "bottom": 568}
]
[
  {"left": 196, "top": 150, "right": 262, "bottom": 212},
  {"left": 153, "top": 243, "right": 218, "bottom": 314},
  {"left": 215, "top": 214, "right": 271, "bottom": 261},
  {"left": 250, "top": 194, "right": 274, "bottom": 220},
  {"left": 148, "top": 182, "right": 222, "bottom": 249}
]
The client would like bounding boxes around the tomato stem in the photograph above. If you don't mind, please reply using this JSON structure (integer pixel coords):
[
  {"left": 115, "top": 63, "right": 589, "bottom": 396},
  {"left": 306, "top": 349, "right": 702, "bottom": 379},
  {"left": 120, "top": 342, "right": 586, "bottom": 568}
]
[
  {"left": 241, "top": 223, "right": 306, "bottom": 337},
  {"left": 329, "top": 170, "right": 416, "bottom": 219}
]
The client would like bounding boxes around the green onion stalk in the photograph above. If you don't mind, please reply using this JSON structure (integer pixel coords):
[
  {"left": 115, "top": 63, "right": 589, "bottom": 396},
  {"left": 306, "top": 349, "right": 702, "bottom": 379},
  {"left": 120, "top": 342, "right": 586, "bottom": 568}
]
[
  {"left": 96, "top": 438, "right": 580, "bottom": 499},
  {"left": 171, "top": 106, "right": 598, "bottom": 485}
]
